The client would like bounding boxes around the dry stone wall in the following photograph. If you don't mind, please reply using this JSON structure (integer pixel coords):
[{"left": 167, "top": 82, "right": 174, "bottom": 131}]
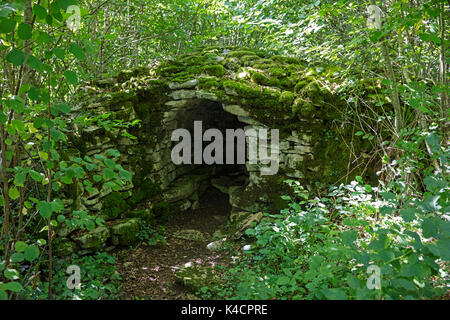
[{"left": 59, "top": 46, "right": 368, "bottom": 254}]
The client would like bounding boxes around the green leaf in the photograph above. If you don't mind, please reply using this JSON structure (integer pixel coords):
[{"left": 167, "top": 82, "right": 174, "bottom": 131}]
[
  {"left": 104, "top": 158, "right": 116, "bottom": 168},
  {"left": 8, "top": 188, "right": 20, "bottom": 200},
  {"left": 106, "top": 149, "right": 120, "bottom": 157},
  {"left": 24, "top": 245, "right": 39, "bottom": 262},
  {"left": 322, "top": 288, "right": 348, "bottom": 300},
  {"left": 32, "top": 4, "right": 48, "bottom": 20},
  {"left": 436, "top": 239, "right": 450, "bottom": 261},
  {"left": 103, "top": 168, "right": 116, "bottom": 180},
  {"left": 57, "top": 103, "right": 71, "bottom": 114},
  {"left": 6, "top": 49, "right": 25, "bottom": 66},
  {"left": 10, "top": 253, "right": 24, "bottom": 263},
  {"left": 400, "top": 208, "right": 416, "bottom": 222},
  {"left": 4, "top": 268, "right": 20, "bottom": 280},
  {"left": 3, "top": 281, "right": 22, "bottom": 293},
  {"left": 64, "top": 70, "right": 78, "bottom": 85},
  {"left": 28, "top": 86, "right": 41, "bottom": 100},
  {"left": 340, "top": 230, "right": 357, "bottom": 246},
  {"left": 14, "top": 241, "right": 28, "bottom": 252},
  {"left": 37, "top": 201, "right": 53, "bottom": 219},
  {"left": 53, "top": 47, "right": 66, "bottom": 60},
  {"left": 0, "top": 18, "right": 16, "bottom": 33},
  {"left": 276, "top": 276, "right": 290, "bottom": 285},
  {"left": 69, "top": 43, "right": 85, "bottom": 61},
  {"left": 17, "top": 23, "right": 32, "bottom": 40},
  {"left": 14, "top": 172, "right": 26, "bottom": 187},
  {"left": 29, "top": 170, "right": 43, "bottom": 182},
  {"left": 422, "top": 218, "right": 438, "bottom": 238},
  {"left": 27, "top": 55, "right": 43, "bottom": 72}
]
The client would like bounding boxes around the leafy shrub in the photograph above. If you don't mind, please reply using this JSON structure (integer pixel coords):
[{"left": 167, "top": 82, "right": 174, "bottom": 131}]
[
  {"left": 206, "top": 131, "right": 449, "bottom": 300},
  {"left": 136, "top": 223, "right": 167, "bottom": 246},
  {"left": 22, "top": 252, "right": 121, "bottom": 300}
]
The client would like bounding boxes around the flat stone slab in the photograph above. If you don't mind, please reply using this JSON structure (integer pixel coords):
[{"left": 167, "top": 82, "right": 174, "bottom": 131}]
[
  {"left": 168, "top": 79, "right": 198, "bottom": 90},
  {"left": 222, "top": 104, "right": 249, "bottom": 117},
  {"left": 173, "top": 229, "right": 205, "bottom": 242},
  {"left": 169, "top": 90, "right": 196, "bottom": 100}
]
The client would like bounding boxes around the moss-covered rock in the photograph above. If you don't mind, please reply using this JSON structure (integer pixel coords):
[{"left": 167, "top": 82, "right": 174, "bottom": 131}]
[
  {"left": 55, "top": 239, "right": 77, "bottom": 256},
  {"left": 110, "top": 218, "right": 140, "bottom": 246},
  {"left": 72, "top": 226, "right": 110, "bottom": 250},
  {"left": 101, "top": 192, "right": 129, "bottom": 220},
  {"left": 202, "top": 64, "right": 226, "bottom": 77}
]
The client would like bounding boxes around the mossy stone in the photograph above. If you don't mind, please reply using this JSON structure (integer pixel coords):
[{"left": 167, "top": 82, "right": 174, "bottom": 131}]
[
  {"left": 202, "top": 64, "right": 226, "bottom": 77},
  {"left": 110, "top": 218, "right": 140, "bottom": 246},
  {"left": 73, "top": 226, "right": 110, "bottom": 250}
]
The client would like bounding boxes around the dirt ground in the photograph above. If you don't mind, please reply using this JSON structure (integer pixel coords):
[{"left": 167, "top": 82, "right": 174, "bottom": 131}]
[{"left": 115, "top": 187, "right": 231, "bottom": 300}]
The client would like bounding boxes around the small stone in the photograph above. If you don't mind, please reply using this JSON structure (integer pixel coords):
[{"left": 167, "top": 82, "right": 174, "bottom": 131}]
[
  {"left": 233, "top": 212, "right": 263, "bottom": 239},
  {"left": 173, "top": 229, "right": 205, "bottom": 242},
  {"left": 206, "top": 240, "right": 225, "bottom": 252}
]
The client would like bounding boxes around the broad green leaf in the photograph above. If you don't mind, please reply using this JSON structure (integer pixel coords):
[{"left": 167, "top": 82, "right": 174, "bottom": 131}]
[
  {"left": 29, "top": 170, "right": 43, "bottom": 182},
  {"left": 27, "top": 55, "right": 43, "bottom": 72},
  {"left": 4, "top": 268, "right": 20, "bottom": 280},
  {"left": 340, "top": 230, "right": 357, "bottom": 246},
  {"left": 37, "top": 201, "right": 53, "bottom": 219},
  {"left": 53, "top": 47, "right": 66, "bottom": 59},
  {"left": 107, "top": 149, "right": 120, "bottom": 157},
  {"left": 8, "top": 188, "right": 20, "bottom": 200},
  {"left": 32, "top": 4, "right": 48, "bottom": 20},
  {"left": 0, "top": 18, "right": 16, "bottom": 33},
  {"left": 3, "top": 281, "right": 22, "bottom": 293},
  {"left": 57, "top": 103, "right": 71, "bottom": 114},
  {"left": 24, "top": 245, "right": 39, "bottom": 262},
  {"left": 322, "top": 288, "right": 348, "bottom": 300},
  {"left": 17, "top": 23, "right": 32, "bottom": 40},
  {"left": 28, "top": 86, "right": 41, "bottom": 100},
  {"left": 14, "top": 172, "right": 26, "bottom": 187},
  {"left": 6, "top": 49, "right": 25, "bottom": 66},
  {"left": 14, "top": 241, "right": 28, "bottom": 252},
  {"left": 276, "top": 276, "right": 290, "bottom": 285},
  {"left": 103, "top": 168, "right": 115, "bottom": 180},
  {"left": 69, "top": 43, "right": 85, "bottom": 61},
  {"left": 10, "top": 253, "right": 24, "bottom": 263},
  {"left": 64, "top": 70, "right": 78, "bottom": 85}
]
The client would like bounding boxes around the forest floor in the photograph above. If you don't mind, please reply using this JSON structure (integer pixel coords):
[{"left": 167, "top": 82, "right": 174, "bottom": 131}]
[{"left": 115, "top": 188, "right": 231, "bottom": 300}]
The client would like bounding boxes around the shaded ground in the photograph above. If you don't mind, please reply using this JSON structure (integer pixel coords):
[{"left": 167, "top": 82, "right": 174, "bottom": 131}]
[{"left": 116, "top": 187, "right": 231, "bottom": 300}]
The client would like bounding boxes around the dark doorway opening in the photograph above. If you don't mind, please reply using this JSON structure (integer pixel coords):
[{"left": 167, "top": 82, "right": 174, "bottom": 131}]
[{"left": 175, "top": 99, "right": 249, "bottom": 202}]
